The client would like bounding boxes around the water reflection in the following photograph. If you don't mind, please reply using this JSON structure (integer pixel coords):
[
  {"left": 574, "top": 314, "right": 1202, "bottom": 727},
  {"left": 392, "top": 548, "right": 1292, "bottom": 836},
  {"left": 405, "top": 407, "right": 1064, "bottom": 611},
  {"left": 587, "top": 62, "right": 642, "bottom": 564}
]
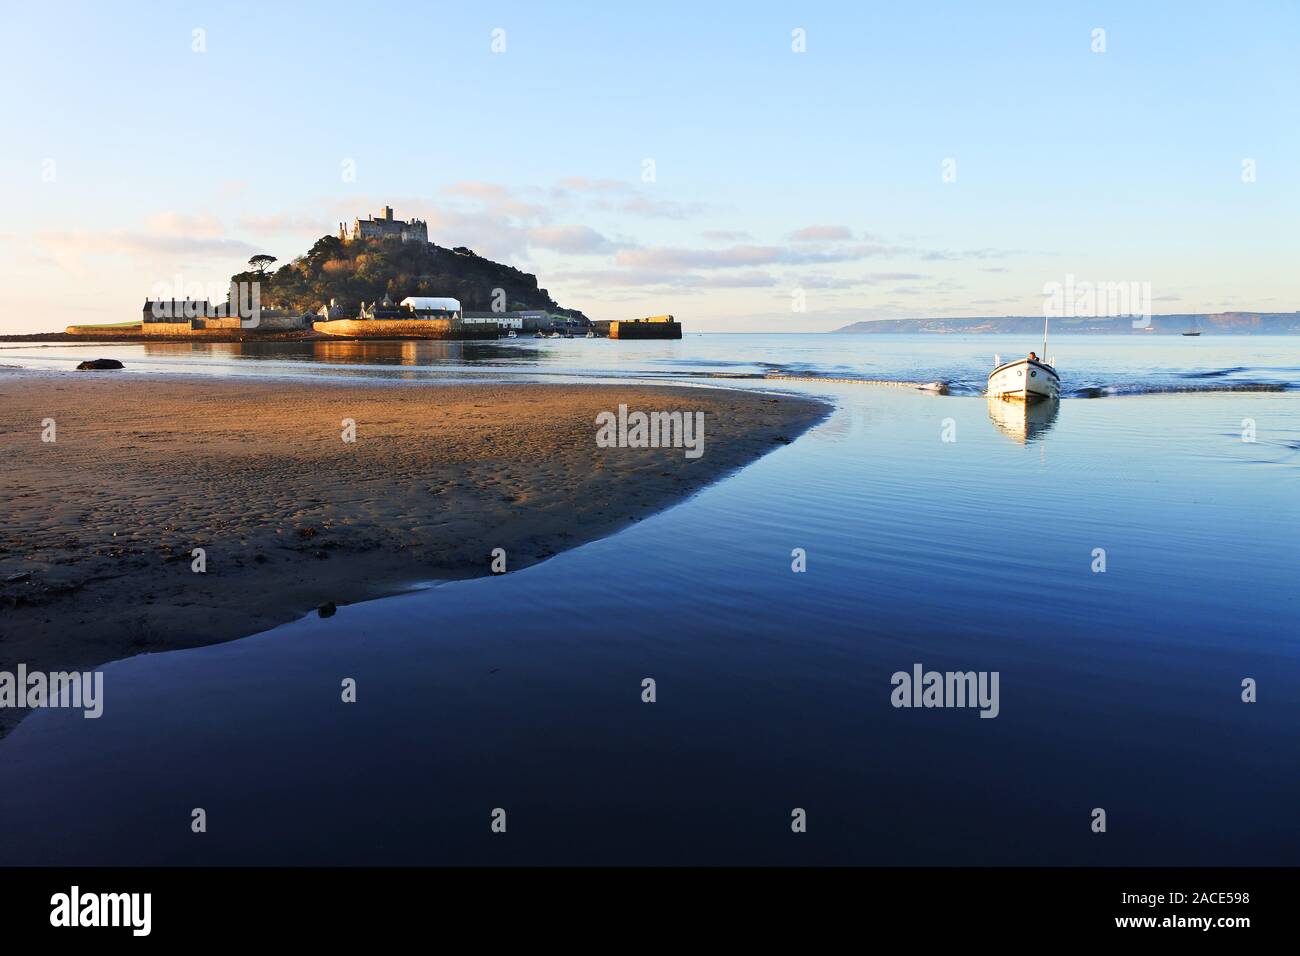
[
  {"left": 986, "top": 395, "right": 1060, "bottom": 443},
  {"left": 139, "top": 339, "right": 538, "bottom": 366}
]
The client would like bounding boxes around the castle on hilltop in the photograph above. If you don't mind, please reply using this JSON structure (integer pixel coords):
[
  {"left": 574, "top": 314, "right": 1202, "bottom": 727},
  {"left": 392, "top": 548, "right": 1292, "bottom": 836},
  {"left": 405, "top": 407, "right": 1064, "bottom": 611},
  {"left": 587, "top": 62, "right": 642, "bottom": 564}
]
[{"left": 338, "top": 205, "right": 428, "bottom": 244}]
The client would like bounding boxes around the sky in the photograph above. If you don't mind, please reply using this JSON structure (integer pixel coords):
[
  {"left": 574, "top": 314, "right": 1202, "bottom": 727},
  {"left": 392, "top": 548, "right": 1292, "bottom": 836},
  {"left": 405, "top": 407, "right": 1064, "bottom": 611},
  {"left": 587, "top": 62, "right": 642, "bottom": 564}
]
[{"left": 1, "top": 0, "right": 1296, "bottom": 333}]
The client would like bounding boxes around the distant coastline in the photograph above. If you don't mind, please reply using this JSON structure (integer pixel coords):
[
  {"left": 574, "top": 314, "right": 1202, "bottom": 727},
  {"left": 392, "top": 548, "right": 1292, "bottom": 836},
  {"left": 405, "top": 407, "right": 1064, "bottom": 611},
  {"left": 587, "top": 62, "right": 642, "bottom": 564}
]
[{"left": 834, "top": 311, "right": 1300, "bottom": 334}]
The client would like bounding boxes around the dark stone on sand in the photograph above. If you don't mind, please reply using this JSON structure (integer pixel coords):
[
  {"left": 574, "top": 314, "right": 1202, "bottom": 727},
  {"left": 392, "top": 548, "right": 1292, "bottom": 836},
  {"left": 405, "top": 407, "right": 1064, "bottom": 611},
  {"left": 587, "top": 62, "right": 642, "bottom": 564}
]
[
  {"left": 318, "top": 602, "right": 337, "bottom": 618},
  {"left": 76, "top": 359, "right": 124, "bottom": 371}
]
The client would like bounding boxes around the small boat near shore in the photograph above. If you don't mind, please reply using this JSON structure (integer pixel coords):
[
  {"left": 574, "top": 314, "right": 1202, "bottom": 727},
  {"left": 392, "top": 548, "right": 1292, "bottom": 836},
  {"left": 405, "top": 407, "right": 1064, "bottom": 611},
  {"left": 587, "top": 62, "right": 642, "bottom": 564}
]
[
  {"left": 987, "top": 356, "right": 1060, "bottom": 400},
  {"left": 987, "top": 317, "right": 1060, "bottom": 400}
]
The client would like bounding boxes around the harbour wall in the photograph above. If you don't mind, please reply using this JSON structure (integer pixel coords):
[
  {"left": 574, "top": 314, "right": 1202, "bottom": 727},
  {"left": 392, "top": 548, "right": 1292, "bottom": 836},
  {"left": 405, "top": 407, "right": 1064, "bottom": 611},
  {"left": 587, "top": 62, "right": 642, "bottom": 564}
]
[{"left": 313, "top": 319, "right": 499, "bottom": 340}]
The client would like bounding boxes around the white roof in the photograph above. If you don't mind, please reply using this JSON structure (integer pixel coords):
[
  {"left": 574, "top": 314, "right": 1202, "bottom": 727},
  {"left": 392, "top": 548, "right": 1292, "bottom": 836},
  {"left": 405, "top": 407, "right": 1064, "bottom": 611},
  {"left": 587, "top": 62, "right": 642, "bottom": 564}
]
[{"left": 400, "top": 296, "right": 461, "bottom": 311}]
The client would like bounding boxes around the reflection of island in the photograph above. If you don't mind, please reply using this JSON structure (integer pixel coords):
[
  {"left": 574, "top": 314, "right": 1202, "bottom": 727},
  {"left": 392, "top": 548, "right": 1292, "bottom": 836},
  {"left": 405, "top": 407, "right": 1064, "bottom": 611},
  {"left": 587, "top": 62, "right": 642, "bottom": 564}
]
[{"left": 986, "top": 395, "right": 1060, "bottom": 444}]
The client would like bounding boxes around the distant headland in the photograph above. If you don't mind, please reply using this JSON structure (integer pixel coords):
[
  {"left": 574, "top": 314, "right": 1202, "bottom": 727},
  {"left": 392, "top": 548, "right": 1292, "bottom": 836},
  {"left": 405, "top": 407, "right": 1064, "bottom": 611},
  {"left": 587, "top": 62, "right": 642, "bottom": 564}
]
[{"left": 834, "top": 312, "right": 1300, "bottom": 335}]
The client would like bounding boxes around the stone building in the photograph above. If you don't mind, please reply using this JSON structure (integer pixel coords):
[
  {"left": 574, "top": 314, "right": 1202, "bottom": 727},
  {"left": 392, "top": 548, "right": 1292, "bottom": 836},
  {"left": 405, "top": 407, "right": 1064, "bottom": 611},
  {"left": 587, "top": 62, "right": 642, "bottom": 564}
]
[
  {"left": 338, "top": 206, "right": 429, "bottom": 244},
  {"left": 462, "top": 309, "right": 585, "bottom": 333},
  {"left": 358, "top": 293, "right": 407, "bottom": 320}
]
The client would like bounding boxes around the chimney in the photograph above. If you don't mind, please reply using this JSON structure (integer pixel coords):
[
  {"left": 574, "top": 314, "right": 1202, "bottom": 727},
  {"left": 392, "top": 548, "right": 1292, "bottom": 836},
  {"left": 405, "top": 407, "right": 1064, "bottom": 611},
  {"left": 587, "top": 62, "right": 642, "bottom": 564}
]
[{"left": 383, "top": 205, "right": 393, "bottom": 222}]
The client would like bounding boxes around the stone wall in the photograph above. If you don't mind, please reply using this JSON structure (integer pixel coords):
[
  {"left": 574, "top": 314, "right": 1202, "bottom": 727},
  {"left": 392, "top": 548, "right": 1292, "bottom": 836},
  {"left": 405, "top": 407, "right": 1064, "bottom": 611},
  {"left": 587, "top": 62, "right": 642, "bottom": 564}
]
[
  {"left": 138, "top": 322, "right": 197, "bottom": 336},
  {"left": 256, "top": 313, "right": 310, "bottom": 331},
  {"left": 609, "top": 320, "right": 683, "bottom": 340},
  {"left": 314, "top": 319, "right": 498, "bottom": 340}
]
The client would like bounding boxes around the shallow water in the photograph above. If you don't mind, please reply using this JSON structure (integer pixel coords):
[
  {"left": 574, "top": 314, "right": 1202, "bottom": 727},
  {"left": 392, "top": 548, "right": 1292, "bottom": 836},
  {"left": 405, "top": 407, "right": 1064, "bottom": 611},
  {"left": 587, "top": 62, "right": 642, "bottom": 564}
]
[
  {"left": 0, "top": 337, "right": 1297, "bottom": 865},
  {"left": 2, "top": 332, "right": 1297, "bottom": 396}
]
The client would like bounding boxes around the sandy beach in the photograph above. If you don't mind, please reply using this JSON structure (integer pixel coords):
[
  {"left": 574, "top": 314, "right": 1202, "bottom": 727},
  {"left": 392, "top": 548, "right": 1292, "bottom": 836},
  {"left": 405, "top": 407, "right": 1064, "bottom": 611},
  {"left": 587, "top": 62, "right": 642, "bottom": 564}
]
[{"left": 0, "top": 369, "right": 827, "bottom": 731}]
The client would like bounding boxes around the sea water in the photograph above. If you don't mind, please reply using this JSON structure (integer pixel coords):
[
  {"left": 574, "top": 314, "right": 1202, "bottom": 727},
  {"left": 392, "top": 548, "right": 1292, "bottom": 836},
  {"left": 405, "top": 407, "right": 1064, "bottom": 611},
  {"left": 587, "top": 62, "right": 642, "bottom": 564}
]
[{"left": 0, "top": 334, "right": 1296, "bottom": 864}]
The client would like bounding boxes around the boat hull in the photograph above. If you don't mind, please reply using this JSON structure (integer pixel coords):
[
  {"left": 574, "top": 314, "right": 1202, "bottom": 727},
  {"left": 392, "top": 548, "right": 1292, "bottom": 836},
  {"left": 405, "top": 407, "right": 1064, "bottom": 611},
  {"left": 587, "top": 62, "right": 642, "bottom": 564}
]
[{"left": 987, "top": 358, "right": 1059, "bottom": 401}]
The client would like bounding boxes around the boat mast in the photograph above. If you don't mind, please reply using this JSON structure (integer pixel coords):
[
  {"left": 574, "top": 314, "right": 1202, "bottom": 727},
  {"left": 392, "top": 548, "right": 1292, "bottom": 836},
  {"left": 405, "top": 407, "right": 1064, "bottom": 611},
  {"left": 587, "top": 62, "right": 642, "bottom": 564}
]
[{"left": 1043, "top": 314, "right": 1049, "bottom": 363}]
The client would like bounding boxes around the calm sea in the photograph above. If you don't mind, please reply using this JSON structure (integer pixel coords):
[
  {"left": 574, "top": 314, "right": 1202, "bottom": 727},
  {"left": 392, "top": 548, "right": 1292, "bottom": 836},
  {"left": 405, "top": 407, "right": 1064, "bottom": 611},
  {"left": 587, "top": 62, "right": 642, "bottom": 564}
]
[
  {"left": 1, "top": 333, "right": 1297, "bottom": 864},
  {"left": 2, "top": 332, "right": 1298, "bottom": 396}
]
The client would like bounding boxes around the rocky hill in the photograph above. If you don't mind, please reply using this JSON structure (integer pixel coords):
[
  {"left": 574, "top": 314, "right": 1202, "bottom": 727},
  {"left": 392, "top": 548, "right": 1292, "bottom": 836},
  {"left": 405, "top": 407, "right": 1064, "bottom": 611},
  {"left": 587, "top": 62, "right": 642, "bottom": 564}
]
[{"left": 231, "top": 235, "right": 586, "bottom": 319}]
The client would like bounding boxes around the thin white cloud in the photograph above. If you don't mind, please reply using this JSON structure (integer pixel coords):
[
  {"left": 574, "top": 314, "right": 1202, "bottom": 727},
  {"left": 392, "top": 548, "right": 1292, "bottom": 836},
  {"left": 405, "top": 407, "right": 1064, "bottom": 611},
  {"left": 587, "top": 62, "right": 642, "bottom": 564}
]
[
  {"left": 789, "top": 225, "right": 853, "bottom": 242},
  {"left": 238, "top": 213, "right": 332, "bottom": 237},
  {"left": 527, "top": 225, "right": 623, "bottom": 254},
  {"left": 442, "top": 181, "right": 548, "bottom": 220},
  {"left": 144, "top": 211, "right": 226, "bottom": 239},
  {"left": 554, "top": 268, "right": 778, "bottom": 290},
  {"left": 616, "top": 242, "right": 909, "bottom": 270}
]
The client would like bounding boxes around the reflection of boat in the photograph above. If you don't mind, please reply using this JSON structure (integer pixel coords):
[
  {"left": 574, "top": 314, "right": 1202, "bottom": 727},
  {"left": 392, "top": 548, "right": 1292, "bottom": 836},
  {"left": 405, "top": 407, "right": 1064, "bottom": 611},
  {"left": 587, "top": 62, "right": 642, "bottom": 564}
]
[
  {"left": 987, "top": 316, "right": 1060, "bottom": 400},
  {"left": 987, "top": 395, "right": 1060, "bottom": 443}
]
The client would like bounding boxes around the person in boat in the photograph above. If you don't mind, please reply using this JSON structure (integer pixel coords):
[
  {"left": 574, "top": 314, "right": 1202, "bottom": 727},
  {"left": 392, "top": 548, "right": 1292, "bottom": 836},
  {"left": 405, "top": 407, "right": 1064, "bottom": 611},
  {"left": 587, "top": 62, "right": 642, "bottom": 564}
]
[{"left": 1027, "top": 351, "right": 1039, "bottom": 362}]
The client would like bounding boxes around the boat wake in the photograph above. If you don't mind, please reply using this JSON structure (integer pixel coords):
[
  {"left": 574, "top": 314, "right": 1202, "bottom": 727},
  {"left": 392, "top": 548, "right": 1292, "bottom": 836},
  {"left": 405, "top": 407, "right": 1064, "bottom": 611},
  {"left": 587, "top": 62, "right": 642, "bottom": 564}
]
[
  {"left": 720, "top": 370, "right": 1297, "bottom": 399},
  {"left": 1067, "top": 381, "right": 1291, "bottom": 398}
]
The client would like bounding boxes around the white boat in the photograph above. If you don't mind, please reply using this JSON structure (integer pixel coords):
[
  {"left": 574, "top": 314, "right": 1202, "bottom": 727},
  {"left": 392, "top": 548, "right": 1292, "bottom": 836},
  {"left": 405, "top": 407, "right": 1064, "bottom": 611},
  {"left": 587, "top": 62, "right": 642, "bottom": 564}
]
[
  {"left": 987, "top": 357, "right": 1060, "bottom": 400},
  {"left": 987, "top": 317, "right": 1060, "bottom": 400},
  {"left": 505, "top": 329, "right": 518, "bottom": 338}
]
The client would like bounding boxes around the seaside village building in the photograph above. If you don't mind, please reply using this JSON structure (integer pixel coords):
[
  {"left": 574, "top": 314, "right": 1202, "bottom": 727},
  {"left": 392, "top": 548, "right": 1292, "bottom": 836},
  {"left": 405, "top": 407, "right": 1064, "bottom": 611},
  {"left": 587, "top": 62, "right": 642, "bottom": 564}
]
[
  {"left": 343, "top": 294, "right": 462, "bottom": 322},
  {"left": 338, "top": 206, "right": 429, "bottom": 243},
  {"left": 139, "top": 299, "right": 310, "bottom": 335},
  {"left": 462, "top": 310, "right": 581, "bottom": 333}
]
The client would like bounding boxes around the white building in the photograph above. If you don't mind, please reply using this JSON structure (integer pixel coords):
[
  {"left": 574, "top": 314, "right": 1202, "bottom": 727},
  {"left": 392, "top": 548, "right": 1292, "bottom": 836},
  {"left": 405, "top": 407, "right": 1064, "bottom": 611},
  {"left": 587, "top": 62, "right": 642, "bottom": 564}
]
[
  {"left": 399, "top": 297, "right": 461, "bottom": 320},
  {"left": 463, "top": 314, "right": 523, "bottom": 330}
]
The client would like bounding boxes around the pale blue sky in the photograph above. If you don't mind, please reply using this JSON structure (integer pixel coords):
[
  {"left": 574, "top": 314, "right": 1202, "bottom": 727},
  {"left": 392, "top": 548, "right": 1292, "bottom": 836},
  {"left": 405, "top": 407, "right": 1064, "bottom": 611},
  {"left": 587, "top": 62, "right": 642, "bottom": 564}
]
[{"left": 1, "top": 0, "right": 1296, "bottom": 332}]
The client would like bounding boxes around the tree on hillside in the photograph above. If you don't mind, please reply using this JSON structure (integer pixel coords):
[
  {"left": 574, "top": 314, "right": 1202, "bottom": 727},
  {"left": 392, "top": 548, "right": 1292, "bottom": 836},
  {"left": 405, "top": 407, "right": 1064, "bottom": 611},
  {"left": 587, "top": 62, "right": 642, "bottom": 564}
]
[
  {"left": 307, "top": 235, "right": 344, "bottom": 262},
  {"left": 248, "top": 254, "right": 277, "bottom": 274}
]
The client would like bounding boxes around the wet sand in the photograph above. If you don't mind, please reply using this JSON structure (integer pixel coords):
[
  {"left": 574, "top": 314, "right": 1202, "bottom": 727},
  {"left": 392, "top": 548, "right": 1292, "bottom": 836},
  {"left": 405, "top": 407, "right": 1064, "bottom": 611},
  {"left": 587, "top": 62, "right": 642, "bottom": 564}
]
[{"left": 0, "top": 369, "right": 827, "bottom": 732}]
